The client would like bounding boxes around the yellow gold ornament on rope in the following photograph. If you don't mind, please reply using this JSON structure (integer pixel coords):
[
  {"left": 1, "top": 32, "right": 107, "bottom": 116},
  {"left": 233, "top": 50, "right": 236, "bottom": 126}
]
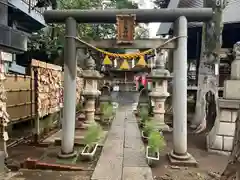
[
  {"left": 70, "top": 35, "right": 186, "bottom": 60},
  {"left": 119, "top": 59, "right": 130, "bottom": 70},
  {"left": 102, "top": 55, "right": 112, "bottom": 65},
  {"left": 136, "top": 55, "right": 147, "bottom": 67},
  {"left": 95, "top": 46, "right": 154, "bottom": 58}
]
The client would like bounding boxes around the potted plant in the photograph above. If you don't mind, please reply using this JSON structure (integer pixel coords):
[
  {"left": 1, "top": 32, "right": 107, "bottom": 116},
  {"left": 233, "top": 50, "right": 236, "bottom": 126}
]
[
  {"left": 100, "top": 102, "right": 107, "bottom": 115},
  {"left": 99, "top": 102, "right": 107, "bottom": 121},
  {"left": 95, "top": 102, "right": 106, "bottom": 122},
  {"left": 101, "top": 102, "right": 114, "bottom": 125},
  {"left": 146, "top": 131, "right": 166, "bottom": 167},
  {"left": 81, "top": 123, "right": 102, "bottom": 161},
  {"left": 139, "top": 107, "right": 149, "bottom": 128},
  {"left": 141, "top": 120, "right": 155, "bottom": 143}
]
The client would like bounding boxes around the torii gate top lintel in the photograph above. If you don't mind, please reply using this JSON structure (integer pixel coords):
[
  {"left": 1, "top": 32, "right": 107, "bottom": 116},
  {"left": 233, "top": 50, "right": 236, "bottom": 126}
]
[{"left": 43, "top": 8, "right": 213, "bottom": 24}]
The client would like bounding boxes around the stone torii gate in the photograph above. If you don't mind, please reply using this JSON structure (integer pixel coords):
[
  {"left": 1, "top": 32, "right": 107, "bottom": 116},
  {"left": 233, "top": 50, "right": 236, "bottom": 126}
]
[{"left": 43, "top": 8, "right": 213, "bottom": 164}]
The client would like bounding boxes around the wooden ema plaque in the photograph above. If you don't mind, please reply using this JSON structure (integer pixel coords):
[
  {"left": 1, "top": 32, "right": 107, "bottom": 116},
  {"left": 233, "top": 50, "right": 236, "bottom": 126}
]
[{"left": 116, "top": 14, "right": 136, "bottom": 44}]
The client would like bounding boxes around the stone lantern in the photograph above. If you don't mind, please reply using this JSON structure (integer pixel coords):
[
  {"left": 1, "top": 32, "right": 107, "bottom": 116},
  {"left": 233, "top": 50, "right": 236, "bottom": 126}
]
[
  {"left": 147, "top": 51, "right": 172, "bottom": 131},
  {"left": 99, "top": 86, "right": 112, "bottom": 106},
  {"left": 137, "top": 88, "right": 150, "bottom": 110},
  {"left": 231, "top": 41, "right": 240, "bottom": 79},
  {"left": 82, "top": 55, "right": 102, "bottom": 125}
]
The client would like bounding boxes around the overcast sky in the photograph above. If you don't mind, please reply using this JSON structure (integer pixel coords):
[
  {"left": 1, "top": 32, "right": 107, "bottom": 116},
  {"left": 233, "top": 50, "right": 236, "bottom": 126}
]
[{"left": 133, "top": 0, "right": 160, "bottom": 38}]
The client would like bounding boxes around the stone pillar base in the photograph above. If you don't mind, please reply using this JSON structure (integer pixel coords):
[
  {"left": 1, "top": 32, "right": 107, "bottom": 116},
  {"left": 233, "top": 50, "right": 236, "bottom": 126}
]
[
  {"left": 85, "top": 111, "right": 95, "bottom": 124},
  {"left": 84, "top": 97, "right": 96, "bottom": 125},
  {"left": 58, "top": 150, "right": 77, "bottom": 159},
  {"left": 153, "top": 114, "right": 171, "bottom": 132},
  {"left": 168, "top": 150, "right": 198, "bottom": 167},
  {"left": 157, "top": 123, "right": 171, "bottom": 132}
]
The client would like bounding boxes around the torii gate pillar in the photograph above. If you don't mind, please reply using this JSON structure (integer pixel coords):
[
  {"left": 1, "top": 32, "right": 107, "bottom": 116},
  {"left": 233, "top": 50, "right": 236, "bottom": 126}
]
[
  {"left": 58, "top": 17, "right": 77, "bottom": 158},
  {"left": 169, "top": 16, "right": 197, "bottom": 166}
]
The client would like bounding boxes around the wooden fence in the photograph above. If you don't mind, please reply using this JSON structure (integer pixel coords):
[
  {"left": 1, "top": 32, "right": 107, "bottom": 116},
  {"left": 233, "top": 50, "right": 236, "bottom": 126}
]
[
  {"left": 4, "top": 74, "right": 34, "bottom": 124},
  {"left": 4, "top": 60, "right": 85, "bottom": 124}
]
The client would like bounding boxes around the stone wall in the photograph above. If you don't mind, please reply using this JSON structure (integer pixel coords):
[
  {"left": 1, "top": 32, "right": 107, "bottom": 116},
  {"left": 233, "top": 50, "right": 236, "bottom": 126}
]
[
  {"left": 218, "top": 109, "right": 236, "bottom": 151},
  {"left": 207, "top": 100, "right": 238, "bottom": 154},
  {"left": 207, "top": 42, "right": 240, "bottom": 155}
]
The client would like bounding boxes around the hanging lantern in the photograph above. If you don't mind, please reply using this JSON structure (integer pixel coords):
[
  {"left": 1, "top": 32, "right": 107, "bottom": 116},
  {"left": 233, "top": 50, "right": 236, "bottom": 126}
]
[
  {"left": 136, "top": 55, "right": 147, "bottom": 66},
  {"left": 103, "top": 55, "right": 112, "bottom": 65},
  {"left": 119, "top": 59, "right": 130, "bottom": 70}
]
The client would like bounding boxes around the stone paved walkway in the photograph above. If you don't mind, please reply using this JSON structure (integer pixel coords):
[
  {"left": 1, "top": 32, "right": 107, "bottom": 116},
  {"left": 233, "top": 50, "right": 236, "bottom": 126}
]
[{"left": 91, "top": 99, "right": 153, "bottom": 180}]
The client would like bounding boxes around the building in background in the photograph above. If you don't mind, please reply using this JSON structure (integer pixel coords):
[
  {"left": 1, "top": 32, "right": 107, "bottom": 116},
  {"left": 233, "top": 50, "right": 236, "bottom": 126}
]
[
  {"left": 0, "top": 0, "right": 50, "bottom": 74},
  {"left": 156, "top": 0, "right": 240, "bottom": 87},
  {"left": 132, "top": 0, "right": 160, "bottom": 38},
  {"left": 156, "top": 0, "right": 240, "bottom": 59}
]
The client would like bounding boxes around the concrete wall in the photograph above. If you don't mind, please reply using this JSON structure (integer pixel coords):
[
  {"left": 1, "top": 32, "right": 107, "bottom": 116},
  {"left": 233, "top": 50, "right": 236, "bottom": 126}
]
[{"left": 207, "top": 105, "right": 237, "bottom": 155}]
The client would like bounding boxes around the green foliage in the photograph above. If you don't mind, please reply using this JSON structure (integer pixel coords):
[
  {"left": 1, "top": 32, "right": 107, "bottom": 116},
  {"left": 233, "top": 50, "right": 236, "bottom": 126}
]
[
  {"left": 28, "top": 0, "right": 141, "bottom": 59},
  {"left": 27, "top": 28, "right": 63, "bottom": 57},
  {"left": 83, "top": 123, "right": 103, "bottom": 147},
  {"left": 143, "top": 120, "right": 155, "bottom": 136},
  {"left": 148, "top": 131, "right": 166, "bottom": 153},
  {"left": 76, "top": 103, "right": 83, "bottom": 112},
  {"left": 112, "top": 0, "right": 138, "bottom": 9},
  {"left": 100, "top": 102, "right": 108, "bottom": 113},
  {"left": 100, "top": 102, "right": 114, "bottom": 119},
  {"left": 139, "top": 107, "right": 149, "bottom": 124}
]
